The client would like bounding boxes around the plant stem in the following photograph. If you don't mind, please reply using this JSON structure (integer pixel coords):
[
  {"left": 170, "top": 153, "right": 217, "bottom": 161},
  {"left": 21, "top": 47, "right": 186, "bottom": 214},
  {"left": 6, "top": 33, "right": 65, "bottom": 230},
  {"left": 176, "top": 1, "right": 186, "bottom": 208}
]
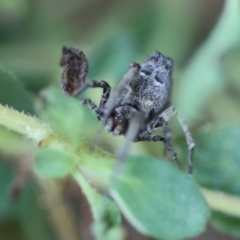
[
  {"left": 0, "top": 104, "right": 52, "bottom": 144},
  {"left": 0, "top": 103, "right": 113, "bottom": 187},
  {"left": 1, "top": 103, "right": 240, "bottom": 218}
]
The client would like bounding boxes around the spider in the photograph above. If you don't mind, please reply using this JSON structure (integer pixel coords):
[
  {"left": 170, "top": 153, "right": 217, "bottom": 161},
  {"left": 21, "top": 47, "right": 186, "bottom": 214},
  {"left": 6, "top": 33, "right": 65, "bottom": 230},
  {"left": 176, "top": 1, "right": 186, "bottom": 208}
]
[{"left": 59, "top": 46, "right": 195, "bottom": 174}]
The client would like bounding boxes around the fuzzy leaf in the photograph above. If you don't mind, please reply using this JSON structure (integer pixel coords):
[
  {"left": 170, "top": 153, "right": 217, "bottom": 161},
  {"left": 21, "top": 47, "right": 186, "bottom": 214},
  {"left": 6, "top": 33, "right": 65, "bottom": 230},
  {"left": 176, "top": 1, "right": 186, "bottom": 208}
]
[
  {"left": 110, "top": 155, "right": 209, "bottom": 240},
  {"left": 194, "top": 123, "right": 240, "bottom": 195},
  {"left": 40, "top": 87, "right": 83, "bottom": 143},
  {"left": 35, "top": 148, "right": 74, "bottom": 178},
  {"left": 194, "top": 123, "right": 240, "bottom": 237}
]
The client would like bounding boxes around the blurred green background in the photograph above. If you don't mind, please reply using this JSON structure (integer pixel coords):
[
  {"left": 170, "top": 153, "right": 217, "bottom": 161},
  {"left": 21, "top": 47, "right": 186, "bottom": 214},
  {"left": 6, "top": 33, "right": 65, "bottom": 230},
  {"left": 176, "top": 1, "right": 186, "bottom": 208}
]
[{"left": 1, "top": 0, "right": 240, "bottom": 239}]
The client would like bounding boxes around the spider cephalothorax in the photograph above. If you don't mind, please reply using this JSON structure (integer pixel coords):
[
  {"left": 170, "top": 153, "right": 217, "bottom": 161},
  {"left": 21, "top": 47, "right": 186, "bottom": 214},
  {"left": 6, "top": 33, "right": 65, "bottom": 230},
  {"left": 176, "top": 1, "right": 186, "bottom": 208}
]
[{"left": 59, "top": 46, "right": 195, "bottom": 174}]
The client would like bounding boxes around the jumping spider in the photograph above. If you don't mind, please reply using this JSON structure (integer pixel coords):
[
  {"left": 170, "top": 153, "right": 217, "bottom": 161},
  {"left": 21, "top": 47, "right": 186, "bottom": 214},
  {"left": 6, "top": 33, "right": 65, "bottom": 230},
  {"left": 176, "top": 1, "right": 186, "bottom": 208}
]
[{"left": 60, "top": 46, "right": 195, "bottom": 174}]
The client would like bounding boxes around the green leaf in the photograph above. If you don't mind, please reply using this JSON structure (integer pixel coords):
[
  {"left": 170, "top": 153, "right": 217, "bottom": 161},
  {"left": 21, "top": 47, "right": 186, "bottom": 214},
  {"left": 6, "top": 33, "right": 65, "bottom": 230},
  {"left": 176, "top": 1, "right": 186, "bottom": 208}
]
[
  {"left": 194, "top": 123, "right": 240, "bottom": 195},
  {"left": 0, "top": 66, "right": 34, "bottom": 114},
  {"left": 40, "top": 87, "right": 83, "bottom": 143},
  {"left": 35, "top": 148, "right": 74, "bottom": 178},
  {"left": 110, "top": 155, "right": 209, "bottom": 240},
  {"left": 211, "top": 211, "right": 240, "bottom": 238}
]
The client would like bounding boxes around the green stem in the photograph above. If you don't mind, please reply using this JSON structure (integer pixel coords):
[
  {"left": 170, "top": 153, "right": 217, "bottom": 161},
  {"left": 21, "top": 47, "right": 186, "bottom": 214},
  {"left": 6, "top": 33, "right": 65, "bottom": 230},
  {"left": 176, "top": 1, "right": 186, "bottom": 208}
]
[
  {"left": 74, "top": 170, "right": 123, "bottom": 240},
  {"left": 0, "top": 103, "right": 113, "bottom": 188},
  {"left": 73, "top": 168, "right": 104, "bottom": 220},
  {"left": 0, "top": 104, "right": 52, "bottom": 143},
  {"left": 1, "top": 103, "right": 240, "bottom": 218}
]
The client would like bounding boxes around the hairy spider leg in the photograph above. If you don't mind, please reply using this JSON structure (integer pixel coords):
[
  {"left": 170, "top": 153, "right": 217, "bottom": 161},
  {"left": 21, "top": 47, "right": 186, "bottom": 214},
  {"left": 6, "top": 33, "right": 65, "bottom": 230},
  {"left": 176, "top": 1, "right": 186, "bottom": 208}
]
[
  {"left": 116, "top": 111, "right": 145, "bottom": 171},
  {"left": 93, "top": 62, "right": 141, "bottom": 148},
  {"left": 162, "top": 122, "right": 172, "bottom": 156},
  {"left": 177, "top": 114, "right": 195, "bottom": 175},
  {"left": 79, "top": 80, "right": 111, "bottom": 120},
  {"left": 80, "top": 99, "right": 99, "bottom": 116},
  {"left": 160, "top": 106, "right": 195, "bottom": 174},
  {"left": 103, "top": 63, "right": 141, "bottom": 123},
  {"left": 134, "top": 113, "right": 179, "bottom": 167},
  {"left": 154, "top": 108, "right": 177, "bottom": 165},
  {"left": 149, "top": 106, "right": 195, "bottom": 174}
]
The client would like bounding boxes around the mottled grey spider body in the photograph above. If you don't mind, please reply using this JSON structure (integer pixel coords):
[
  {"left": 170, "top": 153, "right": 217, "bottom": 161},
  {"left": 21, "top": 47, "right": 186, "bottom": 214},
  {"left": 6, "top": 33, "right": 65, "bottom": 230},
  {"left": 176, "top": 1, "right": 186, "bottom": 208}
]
[{"left": 60, "top": 47, "right": 195, "bottom": 174}]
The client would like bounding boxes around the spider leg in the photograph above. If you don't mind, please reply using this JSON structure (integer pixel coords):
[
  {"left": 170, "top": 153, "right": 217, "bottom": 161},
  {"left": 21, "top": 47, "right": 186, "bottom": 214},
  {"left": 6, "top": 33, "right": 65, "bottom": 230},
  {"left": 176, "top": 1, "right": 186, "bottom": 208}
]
[
  {"left": 94, "top": 62, "right": 141, "bottom": 150},
  {"left": 79, "top": 80, "right": 111, "bottom": 107},
  {"left": 176, "top": 114, "right": 195, "bottom": 175},
  {"left": 116, "top": 111, "right": 145, "bottom": 171},
  {"left": 136, "top": 106, "right": 179, "bottom": 166},
  {"left": 162, "top": 124, "right": 172, "bottom": 156},
  {"left": 134, "top": 134, "right": 179, "bottom": 167},
  {"left": 104, "top": 62, "right": 141, "bottom": 122},
  {"left": 159, "top": 106, "right": 195, "bottom": 174},
  {"left": 78, "top": 80, "right": 111, "bottom": 120},
  {"left": 153, "top": 106, "right": 195, "bottom": 174},
  {"left": 155, "top": 107, "right": 176, "bottom": 157},
  {"left": 80, "top": 99, "right": 100, "bottom": 119}
]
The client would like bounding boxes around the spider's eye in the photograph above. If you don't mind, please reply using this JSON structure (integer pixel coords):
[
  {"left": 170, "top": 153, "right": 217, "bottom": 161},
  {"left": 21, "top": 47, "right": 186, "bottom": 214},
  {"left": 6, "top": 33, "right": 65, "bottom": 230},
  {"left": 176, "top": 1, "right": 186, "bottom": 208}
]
[
  {"left": 155, "top": 73, "right": 164, "bottom": 84},
  {"left": 141, "top": 69, "right": 152, "bottom": 76},
  {"left": 165, "top": 64, "right": 170, "bottom": 71}
]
